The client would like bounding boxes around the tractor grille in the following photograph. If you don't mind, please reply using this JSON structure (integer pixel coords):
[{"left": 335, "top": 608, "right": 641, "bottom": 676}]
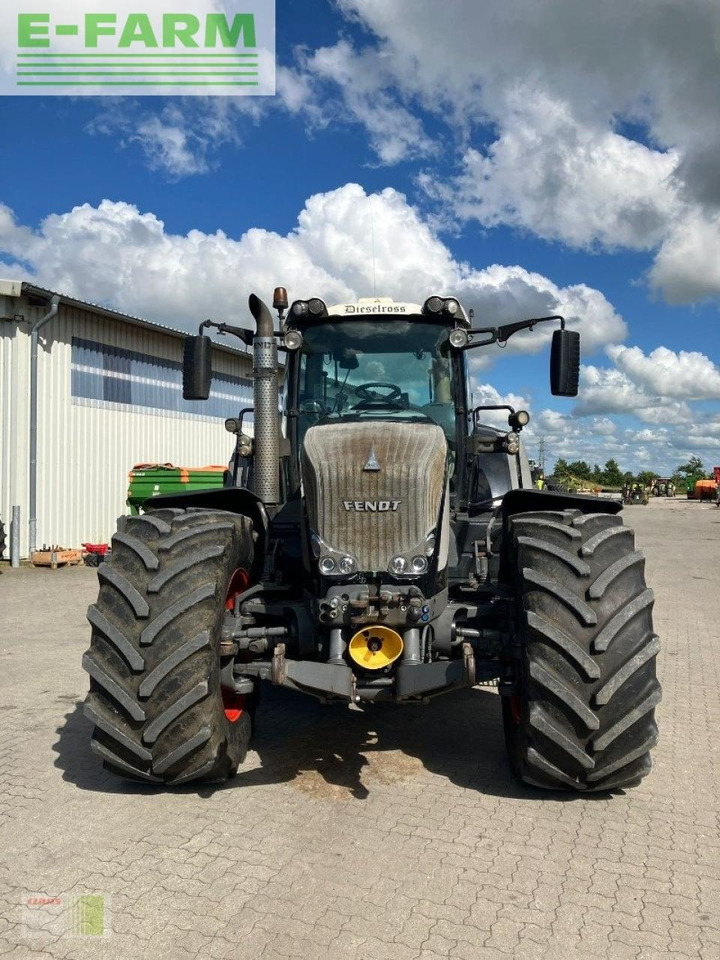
[{"left": 302, "top": 421, "right": 447, "bottom": 572}]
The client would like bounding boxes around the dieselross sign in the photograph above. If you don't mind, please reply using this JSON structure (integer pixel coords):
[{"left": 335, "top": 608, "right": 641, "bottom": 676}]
[{"left": 0, "top": 1, "right": 275, "bottom": 95}]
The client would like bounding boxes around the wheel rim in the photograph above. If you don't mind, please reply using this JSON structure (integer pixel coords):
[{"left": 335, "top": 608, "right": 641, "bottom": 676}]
[
  {"left": 225, "top": 567, "right": 249, "bottom": 611},
  {"left": 222, "top": 568, "right": 250, "bottom": 721}
]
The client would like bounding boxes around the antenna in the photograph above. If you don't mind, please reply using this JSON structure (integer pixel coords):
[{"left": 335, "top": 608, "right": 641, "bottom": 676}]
[{"left": 370, "top": 195, "right": 377, "bottom": 296}]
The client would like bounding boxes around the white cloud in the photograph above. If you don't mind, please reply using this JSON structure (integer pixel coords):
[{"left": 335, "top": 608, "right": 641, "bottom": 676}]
[
  {"left": 629, "top": 428, "right": 669, "bottom": 444},
  {"left": 523, "top": 408, "right": 632, "bottom": 471},
  {"left": 301, "top": 40, "right": 431, "bottom": 165},
  {"left": 607, "top": 344, "right": 720, "bottom": 400},
  {"left": 88, "top": 95, "right": 269, "bottom": 179},
  {"left": 338, "top": 0, "right": 720, "bottom": 200},
  {"left": 571, "top": 343, "right": 720, "bottom": 444},
  {"left": 648, "top": 210, "right": 720, "bottom": 303},
  {"left": 435, "top": 91, "right": 679, "bottom": 252},
  {"left": 470, "top": 384, "right": 530, "bottom": 428},
  {"left": 0, "top": 184, "right": 625, "bottom": 356},
  {"left": 525, "top": 405, "right": 720, "bottom": 476},
  {"left": 574, "top": 363, "right": 694, "bottom": 423},
  {"left": 322, "top": 1, "right": 720, "bottom": 303},
  {"left": 67, "top": 2, "right": 720, "bottom": 304},
  {"left": 129, "top": 116, "right": 212, "bottom": 178}
]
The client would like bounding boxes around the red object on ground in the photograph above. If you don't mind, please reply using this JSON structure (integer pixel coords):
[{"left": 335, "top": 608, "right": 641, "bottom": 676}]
[
  {"left": 714, "top": 467, "right": 720, "bottom": 485},
  {"left": 82, "top": 543, "right": 109, "bottom": 555}
]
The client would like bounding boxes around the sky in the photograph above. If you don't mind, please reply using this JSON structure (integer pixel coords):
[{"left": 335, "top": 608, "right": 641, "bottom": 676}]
[{"left": 1, "top": 0, "right": 720, "bottom": 474}]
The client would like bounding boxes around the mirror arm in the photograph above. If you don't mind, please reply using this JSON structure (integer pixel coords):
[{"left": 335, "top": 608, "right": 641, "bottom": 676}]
[
  {"left": 463, "top": 327, "right": 498, "bottom": 349},
  {"left": 496, "top": 314, "right": 565, "bottom": 344},
  {"left": 461, "top": 315, "right": 566, "bottom": 350},
  {"left": 198, "top": 318, "right": 254, "bottom": 346}
]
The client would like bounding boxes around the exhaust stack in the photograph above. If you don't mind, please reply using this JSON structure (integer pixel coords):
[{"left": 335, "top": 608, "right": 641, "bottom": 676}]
[{"left": 249, "top": 294, "right": 280, "bottom": 505}]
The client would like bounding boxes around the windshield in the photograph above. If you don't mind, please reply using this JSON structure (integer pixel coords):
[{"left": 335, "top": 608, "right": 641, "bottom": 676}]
[{"left": 293, "top": 319, "right": 455, "bottom": 445}]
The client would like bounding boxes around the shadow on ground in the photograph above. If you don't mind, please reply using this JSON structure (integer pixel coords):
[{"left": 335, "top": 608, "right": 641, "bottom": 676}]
[{"left": 54, "top": 685, "right": 598, "bottom": 802}]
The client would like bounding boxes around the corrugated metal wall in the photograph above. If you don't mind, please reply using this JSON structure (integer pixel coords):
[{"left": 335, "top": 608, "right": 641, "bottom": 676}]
[
  {"left": 1, "top": 305, "right": 33, "bottom": 559},
  {"left": 1, "top": 296, "right": 253, "bottom": 557}
]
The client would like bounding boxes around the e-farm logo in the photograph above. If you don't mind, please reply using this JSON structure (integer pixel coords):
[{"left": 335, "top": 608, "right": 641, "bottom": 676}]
[{"left": 2, "top": 2, "right": 275, "bottom": 95}]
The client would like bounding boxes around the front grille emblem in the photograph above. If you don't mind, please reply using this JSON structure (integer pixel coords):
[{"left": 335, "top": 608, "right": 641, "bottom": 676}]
[{"left": 363, "top": 445, "right": 381, "bottom": 472}]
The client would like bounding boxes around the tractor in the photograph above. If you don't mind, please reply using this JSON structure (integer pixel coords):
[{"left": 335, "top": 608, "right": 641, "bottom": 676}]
[{"left": 82, "top": 291, "right": 661, "bottom": 792}]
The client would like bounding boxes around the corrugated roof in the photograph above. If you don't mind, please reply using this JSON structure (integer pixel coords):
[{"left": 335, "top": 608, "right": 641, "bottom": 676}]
[{"left": 15, "top": 280, "right": 253, "bottom": 359}]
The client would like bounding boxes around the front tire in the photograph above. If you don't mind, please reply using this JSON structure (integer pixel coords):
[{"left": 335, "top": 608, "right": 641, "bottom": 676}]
[
  {"left": 82, "top": 508, "right": 255, "bottom": 786},
  {"left": 503, "top": 509, "right": 661, "bottom": 792}
]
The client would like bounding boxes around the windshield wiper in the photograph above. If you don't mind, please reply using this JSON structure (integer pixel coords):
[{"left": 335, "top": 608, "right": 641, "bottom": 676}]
[{"left": 331, "top": 368, "right": 352, "bottom": 413}]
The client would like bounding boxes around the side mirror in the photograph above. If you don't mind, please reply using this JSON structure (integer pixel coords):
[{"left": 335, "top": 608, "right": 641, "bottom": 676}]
[
  {"left": 550, "top": 329, "right": 580, "bottom": 396},
  {"left": 183, "top": 335, "right": 212, "bottom": 400}
]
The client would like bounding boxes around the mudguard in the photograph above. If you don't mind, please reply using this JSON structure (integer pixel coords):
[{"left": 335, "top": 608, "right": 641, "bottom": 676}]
[
  {"left": 498, "top": 488, "right": 622, "bottom": 586},
  {"left": 501, "top": 487, "right": 622, "bottom": 519},
  {"left": 144, "top": 487, "right": 269, "bottom": 581}
]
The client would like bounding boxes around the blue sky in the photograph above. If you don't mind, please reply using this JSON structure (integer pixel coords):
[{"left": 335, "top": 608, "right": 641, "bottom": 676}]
[{"left": 1, "top": 0, "right": 720, "bottom": 473}]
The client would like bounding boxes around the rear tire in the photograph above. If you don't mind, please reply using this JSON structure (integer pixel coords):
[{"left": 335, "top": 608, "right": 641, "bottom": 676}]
[
  {"left": 503, "top": 509, "right": 661, "bottom": 792},
  {"left": 82, "top": 508, "right": 255, "bottom": 786}
]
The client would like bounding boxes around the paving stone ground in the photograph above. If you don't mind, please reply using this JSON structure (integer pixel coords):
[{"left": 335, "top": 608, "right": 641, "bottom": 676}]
[{"left": 0, "top": 498, "right": 718, "bottom": 959}]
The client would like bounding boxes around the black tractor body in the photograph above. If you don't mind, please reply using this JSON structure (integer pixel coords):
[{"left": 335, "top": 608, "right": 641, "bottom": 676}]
[{"left": 82, "top": 293, "right": 660, "bottom": 792}]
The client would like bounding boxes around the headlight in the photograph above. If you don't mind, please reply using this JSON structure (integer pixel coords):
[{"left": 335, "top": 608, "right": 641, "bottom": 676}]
[
  {"left": 449, "top": 328, "right": 469, "bottom": 348},
  {"left": 424, "top": 296, "right": 443, "bottom": 314},
  {"left": 338, "top": 556, "right": 356, "bottom": 575},
  {"left": 411, "top": 556, "right": 428, "bottom": 574},
  {"left": 389, "top": 556, "right": 408, "bottom": 575},
  {"left": 283, "top": 329, "right": 303, "bottom": 350},
  {"left": 423, "top": 296, "right": 462, "bottom": 317},
  {"left": 509, "top": 409, "right": 530, "bottom": 430},
  {"left": 291, "top": 298, "right": 327, "bottom": 318},
  {"left": 319, "top": 556, "right": 336, "bottom": 574},
  {"left": 424, "top": 531, "right": 436, "bottom": 556},
  {"left": 224, "top": 418, "right": 240, "bottom": 433}
]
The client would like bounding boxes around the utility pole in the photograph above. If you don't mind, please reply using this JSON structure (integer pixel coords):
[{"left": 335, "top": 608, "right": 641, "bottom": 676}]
[{"left": 538, "top": 436, "right": 547, "bottom": 473}]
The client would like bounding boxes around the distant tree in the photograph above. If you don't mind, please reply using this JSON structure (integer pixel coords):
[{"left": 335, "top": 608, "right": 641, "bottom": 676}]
[
  {"left": 670, "top": 471, "right": 686, "bottom": 490},
  {"left": 567, "top": 460, "right": 593, "bottom": 480},
  {"left": 675, "top": 456, "right": 705, "bottom": 477},
  {"left": 602, "top": 459, "right": 624, "bottom": 487},
  {"left": 622, "top": 471, "right": 634, "bottom": 486},
  {"left": 636, "top": 470, "right": 659, "bottom": 487}
]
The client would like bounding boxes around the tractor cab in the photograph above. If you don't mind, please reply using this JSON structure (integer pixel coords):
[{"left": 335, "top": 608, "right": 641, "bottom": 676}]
[
  {"left": 282, "top": 298, "right": 465, "bottom": 487},
  {"left": 280, "top": 296, "right": 578, "bottom": 513}
]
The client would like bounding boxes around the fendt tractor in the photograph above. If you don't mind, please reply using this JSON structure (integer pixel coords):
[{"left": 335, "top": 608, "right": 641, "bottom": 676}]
[{"left": 82, "top": 291, "right": 661, "bottom": 792}]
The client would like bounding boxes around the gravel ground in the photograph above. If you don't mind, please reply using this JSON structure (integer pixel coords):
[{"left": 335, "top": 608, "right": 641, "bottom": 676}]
[{"left": 0, "top": 497, "right": 718, "bottom": 959}]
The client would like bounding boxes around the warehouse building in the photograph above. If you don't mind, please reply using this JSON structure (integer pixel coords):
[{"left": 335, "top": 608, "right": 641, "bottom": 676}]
[{"left": 0, "top": 279, "right": 253, "bottom": 559}]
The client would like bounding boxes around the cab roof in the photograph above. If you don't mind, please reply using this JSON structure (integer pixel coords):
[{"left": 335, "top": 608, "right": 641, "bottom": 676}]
[{"left": 325, "top": 297, "right": 471, "bottom": 324}]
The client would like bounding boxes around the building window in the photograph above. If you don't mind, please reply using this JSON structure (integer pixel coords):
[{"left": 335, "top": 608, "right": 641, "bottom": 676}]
[{"left": 71, "top": 337, "right": 252, "bottom": 420}]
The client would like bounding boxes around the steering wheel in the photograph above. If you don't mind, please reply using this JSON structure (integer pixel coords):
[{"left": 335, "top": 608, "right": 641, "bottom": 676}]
[{"left": 354, "top": 382, "right": 403, "bottom": 406}]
